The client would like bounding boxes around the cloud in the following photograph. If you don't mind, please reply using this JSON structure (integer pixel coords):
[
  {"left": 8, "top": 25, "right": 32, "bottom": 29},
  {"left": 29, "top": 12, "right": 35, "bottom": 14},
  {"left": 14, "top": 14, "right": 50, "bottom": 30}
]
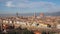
[
  {"left": 5, "top": 1, "right": 15, "bottom": 7},
  {"left": 5, "top": 1, "right": 55, "bottom": 8},
  {"left": 5, "top": 0, "right": 60, "bottom": 12}
]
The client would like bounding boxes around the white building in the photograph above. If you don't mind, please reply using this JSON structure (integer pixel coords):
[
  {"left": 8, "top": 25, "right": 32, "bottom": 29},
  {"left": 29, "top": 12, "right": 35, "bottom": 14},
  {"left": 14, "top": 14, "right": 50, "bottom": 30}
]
[
  {"left": 3, "top": 20, "right": 8, "bottom": 24},
  {"left": 57, "top": 24, "right": 60, "bottom": 29},
  {"left": 38, "top": 23, "right": 47, "bottom": 28}
]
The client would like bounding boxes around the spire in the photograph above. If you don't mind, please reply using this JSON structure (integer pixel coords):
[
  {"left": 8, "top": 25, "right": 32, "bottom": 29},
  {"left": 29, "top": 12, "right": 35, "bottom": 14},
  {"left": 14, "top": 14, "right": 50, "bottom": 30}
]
[{"left": 34, "top": 11, "right": 36, "bottom": 18}]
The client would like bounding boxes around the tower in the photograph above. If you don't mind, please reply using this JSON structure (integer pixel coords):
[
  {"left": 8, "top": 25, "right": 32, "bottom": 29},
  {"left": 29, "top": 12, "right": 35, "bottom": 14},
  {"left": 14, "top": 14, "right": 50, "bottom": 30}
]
[
  {"left": 34, "top": 12, "right": 36, "bottom": 18},
  {"left": 16, "top": 12, "right": 19, "bottom": 17}
]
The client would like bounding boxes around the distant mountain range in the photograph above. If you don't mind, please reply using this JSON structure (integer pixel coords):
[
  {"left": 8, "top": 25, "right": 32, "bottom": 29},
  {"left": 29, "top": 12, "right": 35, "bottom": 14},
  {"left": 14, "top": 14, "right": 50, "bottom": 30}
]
[
  {"left": 44, "top": 11, "right": 60, "bottom": 16},
  {"left": 0, "top": 11, "right": 60, "bottom": 16}
]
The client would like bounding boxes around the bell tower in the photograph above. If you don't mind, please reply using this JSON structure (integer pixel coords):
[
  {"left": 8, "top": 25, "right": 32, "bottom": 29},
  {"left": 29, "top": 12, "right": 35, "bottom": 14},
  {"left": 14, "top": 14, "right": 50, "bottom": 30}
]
[
  {"left": 34, "top": 12, "right": 36, "bottom": 18},
  {"left": 16, "top": 12, "right": 19, "bottom": 17}
]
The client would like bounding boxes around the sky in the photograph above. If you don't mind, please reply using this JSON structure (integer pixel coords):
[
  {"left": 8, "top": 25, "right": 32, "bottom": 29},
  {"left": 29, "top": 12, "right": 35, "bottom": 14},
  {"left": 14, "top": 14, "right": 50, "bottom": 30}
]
[{"left": 0, "top": 0, "right": 60, "bottom": 14}]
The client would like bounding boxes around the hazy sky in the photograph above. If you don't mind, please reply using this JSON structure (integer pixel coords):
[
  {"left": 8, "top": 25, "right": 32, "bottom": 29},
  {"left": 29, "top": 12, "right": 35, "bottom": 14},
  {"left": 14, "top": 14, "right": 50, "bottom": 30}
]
[{"left": 0, "top": 0, "right": 60, "bottom": 14}]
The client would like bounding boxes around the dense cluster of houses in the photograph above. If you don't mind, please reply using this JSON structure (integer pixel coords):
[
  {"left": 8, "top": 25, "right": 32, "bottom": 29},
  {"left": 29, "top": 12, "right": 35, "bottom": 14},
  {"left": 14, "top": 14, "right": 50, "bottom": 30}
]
[
  {"left": 0, "top": 13, "right": 60, "bottom": 33},
  {"left": 0, "top": 16, "right": 60, "bottom": 30}
]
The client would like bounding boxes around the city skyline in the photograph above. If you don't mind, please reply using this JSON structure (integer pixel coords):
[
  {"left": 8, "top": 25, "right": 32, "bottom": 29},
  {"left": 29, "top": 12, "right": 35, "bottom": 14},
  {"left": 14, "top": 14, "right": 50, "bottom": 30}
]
[{"left": 0, "top": 0, "right": 60, "bottom": 14}]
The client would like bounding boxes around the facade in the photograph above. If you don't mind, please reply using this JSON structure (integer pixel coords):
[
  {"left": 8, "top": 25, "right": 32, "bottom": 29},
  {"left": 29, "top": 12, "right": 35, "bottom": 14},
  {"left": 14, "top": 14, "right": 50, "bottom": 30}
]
[{"left": 56, "top": 24, "right": 60, "bottom": 29}]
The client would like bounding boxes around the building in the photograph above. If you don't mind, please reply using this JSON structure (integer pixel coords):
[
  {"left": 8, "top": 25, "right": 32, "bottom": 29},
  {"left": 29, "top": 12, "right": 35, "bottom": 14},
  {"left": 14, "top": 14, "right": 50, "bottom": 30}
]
[{"left": 40, "top": 13, "right": 44, "bottom": 18}]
